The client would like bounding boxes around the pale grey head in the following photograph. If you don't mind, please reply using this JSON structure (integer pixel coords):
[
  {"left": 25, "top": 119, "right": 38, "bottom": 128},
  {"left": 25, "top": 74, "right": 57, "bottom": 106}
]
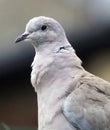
[{"left": 15, "top": 16, "right": 67, "bottom": 47}]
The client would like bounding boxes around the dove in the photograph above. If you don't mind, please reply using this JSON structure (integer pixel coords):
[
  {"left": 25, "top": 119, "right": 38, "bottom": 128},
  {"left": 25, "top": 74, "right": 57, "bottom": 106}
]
[{"left": 15, "top": 16, "right": 110, "bottom": 130}]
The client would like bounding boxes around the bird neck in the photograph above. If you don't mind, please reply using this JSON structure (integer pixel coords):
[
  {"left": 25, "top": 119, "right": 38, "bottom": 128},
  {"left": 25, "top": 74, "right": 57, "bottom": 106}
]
[
  {"left": 31, "top": 42, "right": 84, "bottom": 130},
  {"left": 31, "top": 41, "right": 83, "bottom": 91},
  {"left": 34, "top": 35, "right": 70, "bottom": 54}
]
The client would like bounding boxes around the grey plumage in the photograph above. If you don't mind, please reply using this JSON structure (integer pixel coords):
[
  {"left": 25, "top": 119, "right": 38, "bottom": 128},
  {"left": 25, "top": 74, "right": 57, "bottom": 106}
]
[{"left": 15, "top": 16, "right": 110, "bottom": 130}]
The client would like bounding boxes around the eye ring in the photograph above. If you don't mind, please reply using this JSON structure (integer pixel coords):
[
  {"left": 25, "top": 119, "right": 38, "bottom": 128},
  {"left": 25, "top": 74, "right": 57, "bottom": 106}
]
[{"left": 41, "top": 25, "right": 47, "bottom": 31}]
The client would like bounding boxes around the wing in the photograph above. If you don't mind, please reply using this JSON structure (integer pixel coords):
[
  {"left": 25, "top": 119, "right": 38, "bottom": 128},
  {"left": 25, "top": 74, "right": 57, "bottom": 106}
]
[{"left": 63, "top": 74, "right": 110, "bottom": 130}]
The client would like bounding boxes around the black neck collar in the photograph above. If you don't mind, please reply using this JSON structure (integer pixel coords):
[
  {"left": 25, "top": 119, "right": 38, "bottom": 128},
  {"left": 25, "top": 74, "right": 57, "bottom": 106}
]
[{"left": 56, "top": 45, "right": 72, "bottom": 53}]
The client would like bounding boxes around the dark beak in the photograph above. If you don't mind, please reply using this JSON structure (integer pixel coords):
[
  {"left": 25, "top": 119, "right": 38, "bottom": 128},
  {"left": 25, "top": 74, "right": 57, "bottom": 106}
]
[{"left": 15, "top": 33, "right": 29, "bottom": 43}]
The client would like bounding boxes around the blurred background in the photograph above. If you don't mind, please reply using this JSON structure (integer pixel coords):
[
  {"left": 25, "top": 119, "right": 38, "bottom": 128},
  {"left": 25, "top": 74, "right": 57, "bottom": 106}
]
[{"left": 0, "top": 0, "right": 110, "bottom": 128}]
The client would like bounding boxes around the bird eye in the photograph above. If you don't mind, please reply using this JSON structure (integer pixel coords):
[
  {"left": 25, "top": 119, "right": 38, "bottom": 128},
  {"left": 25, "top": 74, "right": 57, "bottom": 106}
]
[{"left": 41, "top": 25, "right": 47, "bottom": 31}]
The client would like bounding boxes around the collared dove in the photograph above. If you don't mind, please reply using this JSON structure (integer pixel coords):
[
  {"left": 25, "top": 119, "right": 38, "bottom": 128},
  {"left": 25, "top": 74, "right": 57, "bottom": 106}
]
[{"left": 15, "top": 16, "right": 110, "bottom": 130}]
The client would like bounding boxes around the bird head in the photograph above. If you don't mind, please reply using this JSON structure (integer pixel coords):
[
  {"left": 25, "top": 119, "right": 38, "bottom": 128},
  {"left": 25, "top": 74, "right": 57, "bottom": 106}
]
[{"left": 15, "top": 16, "right": 66, "bottom": 47}]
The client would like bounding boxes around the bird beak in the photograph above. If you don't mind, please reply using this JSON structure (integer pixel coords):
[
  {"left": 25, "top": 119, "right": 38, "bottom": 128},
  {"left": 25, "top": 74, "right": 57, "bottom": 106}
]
[{"left": 15, "top": 33, "right": 29, "bottom": 43}]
